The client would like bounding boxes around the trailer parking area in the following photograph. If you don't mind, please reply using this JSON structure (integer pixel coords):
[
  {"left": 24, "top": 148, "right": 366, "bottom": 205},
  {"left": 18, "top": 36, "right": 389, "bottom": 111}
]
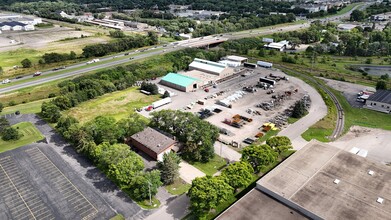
[{"left": 0, "top": 145, "right": 115, "bottom": 220}]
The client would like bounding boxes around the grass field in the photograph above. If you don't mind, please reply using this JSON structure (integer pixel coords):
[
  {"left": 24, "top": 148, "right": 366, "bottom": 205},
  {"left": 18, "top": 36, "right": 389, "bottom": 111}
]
[
  {"left": 165, "top": 178, "right": 191, "bottom": 195},
  {"left": 1, "top": 99, "right": 49, "bottom": 115},
  {"left": 0, "top": 122, "right": 44, "bottom": 153},
  {"left": 66, "top": 87, "right": 160, "bottom": 123},
  {"left": 0, "top": 82, "right": 58, "bottom": 107},
  {"left": 190, "top": 154, "right": 227, "bottom": 176}
]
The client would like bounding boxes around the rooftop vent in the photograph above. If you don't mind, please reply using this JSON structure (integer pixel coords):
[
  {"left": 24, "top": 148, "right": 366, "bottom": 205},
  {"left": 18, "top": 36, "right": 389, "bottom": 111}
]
[
  {"left": 157, "top": 144, "right": 161, "bottom": 148},
  {"left": 333, "top": 179, "right": 340, "bottom": 184},
  {"left": 377, "top": 197, "right": 384, "bottom": 204},
  {"left": 368, "top": 170, "right": 375, "bottom": 176}
]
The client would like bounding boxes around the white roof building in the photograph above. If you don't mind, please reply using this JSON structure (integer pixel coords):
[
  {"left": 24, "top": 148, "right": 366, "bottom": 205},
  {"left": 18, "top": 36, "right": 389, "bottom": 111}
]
[
  {"left": 225, "top": 55, "right": 248, "bottom": 63},
  {"left": 264, "top": 40, "right": 289, "bottom": 51},
  {"left": 219, "top": 60, "right": 241, "bottom": 68},
  {"left": 189, "top": 58, "right": 232, "bottom": 77}
]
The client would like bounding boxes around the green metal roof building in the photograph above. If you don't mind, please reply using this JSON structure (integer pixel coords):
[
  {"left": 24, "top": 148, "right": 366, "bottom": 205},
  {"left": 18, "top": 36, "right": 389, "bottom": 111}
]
[{"left": 160, "top": 72, "right": 200, "bottom": 92}]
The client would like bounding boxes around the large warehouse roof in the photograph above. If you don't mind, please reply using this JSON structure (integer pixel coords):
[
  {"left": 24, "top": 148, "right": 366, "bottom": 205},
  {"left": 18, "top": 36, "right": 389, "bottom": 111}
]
[
  {"left": 257, "top": 140, "right": 391, "bottom": 220},
  {"left": 189, "top": 58, "right": 227, "bottom": 75},
  {"left": 161, "top": 72, "right": 199, "bottom": 87},
  {"left": 367, "top": 90, "right": 391, "bottom": 104}
]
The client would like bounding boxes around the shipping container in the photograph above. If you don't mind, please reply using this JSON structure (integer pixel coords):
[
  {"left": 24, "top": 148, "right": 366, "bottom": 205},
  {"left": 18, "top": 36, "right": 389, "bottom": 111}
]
[{"left": 257, "top": 61, "right": 273, "bottom": 68}]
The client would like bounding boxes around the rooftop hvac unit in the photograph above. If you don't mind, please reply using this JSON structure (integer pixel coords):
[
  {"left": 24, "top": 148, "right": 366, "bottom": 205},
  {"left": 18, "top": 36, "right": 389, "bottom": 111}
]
[{"left": 333, "top": 179, "right": 340, "bottom": 184}]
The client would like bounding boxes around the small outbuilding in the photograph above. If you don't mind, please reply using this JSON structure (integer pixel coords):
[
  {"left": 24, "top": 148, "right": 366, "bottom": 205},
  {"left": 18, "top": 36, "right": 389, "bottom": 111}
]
[
  {"left": 364, "top": 90, "right": 391, "bottom": 113},
  {"left": 128, "top": 127, "right": 176, "bottom": 161},
  {"left": 225, "top": 55, "right": 248, "bottom": 64}
]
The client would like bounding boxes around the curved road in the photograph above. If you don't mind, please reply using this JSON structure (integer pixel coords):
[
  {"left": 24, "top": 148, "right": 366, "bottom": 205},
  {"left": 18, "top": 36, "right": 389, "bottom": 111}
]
[{"left": 276, "top": 65, "right": 344, "bottom": 140}]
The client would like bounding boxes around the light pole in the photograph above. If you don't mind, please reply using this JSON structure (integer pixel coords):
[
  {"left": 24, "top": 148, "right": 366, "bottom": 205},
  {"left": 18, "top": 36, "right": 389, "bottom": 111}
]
[{"left": 147, "top": 179, "right": 152, "bottom": 205}]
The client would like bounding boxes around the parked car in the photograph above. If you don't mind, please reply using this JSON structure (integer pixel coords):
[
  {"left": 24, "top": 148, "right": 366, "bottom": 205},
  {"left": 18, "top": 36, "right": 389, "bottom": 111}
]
[
  {"left": 33, "top": 72, "right": 42, "bottom": 77},
  {"left": 243, "top": 138, "right": 255, "bottom": 144},
  {"left": 2, "top": 79, "right": 11, "bottom": 84}
]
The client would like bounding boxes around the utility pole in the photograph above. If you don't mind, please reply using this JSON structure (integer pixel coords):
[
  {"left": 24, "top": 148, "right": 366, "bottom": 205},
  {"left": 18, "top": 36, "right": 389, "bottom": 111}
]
[{"left": 147, "top": 179, "right": 152, "bottom": 205}]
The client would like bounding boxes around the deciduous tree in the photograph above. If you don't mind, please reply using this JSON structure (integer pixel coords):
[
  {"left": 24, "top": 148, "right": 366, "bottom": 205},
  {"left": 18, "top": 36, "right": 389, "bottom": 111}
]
[
  {"left": 188, "top": 176, "right": 233, "bottom": 216},
  {"left": 241, "top": 144, "right": 278, "bottom": 173},
  {"left": 220, "top": 161, "right": 254, "bottom": 190}
]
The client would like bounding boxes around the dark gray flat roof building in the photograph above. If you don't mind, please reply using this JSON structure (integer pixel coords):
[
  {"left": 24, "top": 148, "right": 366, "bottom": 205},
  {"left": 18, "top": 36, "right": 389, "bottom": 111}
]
[
  {"left": 257, "top": 140, "right": 391, "bottom": 220},
  {"left": 365, "top": 90, "right": 391, "bottom": 113}
]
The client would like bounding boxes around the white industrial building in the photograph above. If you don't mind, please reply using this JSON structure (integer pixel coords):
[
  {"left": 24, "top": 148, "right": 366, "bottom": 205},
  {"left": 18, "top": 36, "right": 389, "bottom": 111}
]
[
  {"left": 225, "top": 55, "right": 248, "bottom": 64},
  {"left": 264, "top": 40, "right": 289, "bottom": 51},
  {"left": 189, "top": 58, "right": 233, "bottom": 77}
]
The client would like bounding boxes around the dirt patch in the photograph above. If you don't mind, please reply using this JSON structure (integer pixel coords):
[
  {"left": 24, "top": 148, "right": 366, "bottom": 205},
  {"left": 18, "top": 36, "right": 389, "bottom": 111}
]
[{"left": 331, "top": 126, "right": 391, "bottom": 164}]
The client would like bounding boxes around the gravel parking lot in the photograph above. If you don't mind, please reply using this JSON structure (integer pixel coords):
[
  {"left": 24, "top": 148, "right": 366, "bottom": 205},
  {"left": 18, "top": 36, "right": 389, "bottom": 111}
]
[
  {"left": 320, "top": 78, "right": 375, "bottom": 108},
  {"left": 139, "top": 67, "right": 307, "bottom": 146}
]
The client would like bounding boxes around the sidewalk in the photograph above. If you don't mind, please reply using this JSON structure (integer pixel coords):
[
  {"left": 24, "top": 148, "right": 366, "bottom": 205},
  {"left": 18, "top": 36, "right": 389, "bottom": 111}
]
[
  {"left": 179, "top": 161, "right": 205, "bottom": 184},
  {"left": 214, "top": 142, "right": 241, "bottom": 162}
]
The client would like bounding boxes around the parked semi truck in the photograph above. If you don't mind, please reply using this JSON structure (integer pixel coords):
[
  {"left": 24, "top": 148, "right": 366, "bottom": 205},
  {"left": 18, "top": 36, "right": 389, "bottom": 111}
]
[
  {"left": 257, "top": 61, "right": 273, "bottom": 68},
  {"left": 152, "top": 97, "right": 172, "bottom": 109}
]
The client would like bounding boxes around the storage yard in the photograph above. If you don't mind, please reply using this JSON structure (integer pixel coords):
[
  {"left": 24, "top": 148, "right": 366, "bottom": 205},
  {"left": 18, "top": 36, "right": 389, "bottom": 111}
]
[{"left": 140, "top": 61, "right": 308, "bottom": 147}]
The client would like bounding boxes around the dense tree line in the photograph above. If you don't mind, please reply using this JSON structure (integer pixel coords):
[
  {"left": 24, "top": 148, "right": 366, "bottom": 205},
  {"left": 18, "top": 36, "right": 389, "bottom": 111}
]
[
  {"left": 43, "top": 48, "right": 225, "bottom": 114},
  {"left": 365, "top": 2, "right": 391, "bottom": 17},
  {"left": 82, "top": 32, "right": 158, "bottom": 58},
  {"left": 42, "top": 51, "right": 77, "bottom": 64},
  {"left": 114, "top": 12, "right": 295, "bottom": 37},
  {"left": 150, "top": 109, "right": 219, "bottom": 162},
  {"left": 53, "top": 114, "right": 162, "bottom": 201},
  {"left": 3, "top": 1, "right": 82, "bottom": 22}
]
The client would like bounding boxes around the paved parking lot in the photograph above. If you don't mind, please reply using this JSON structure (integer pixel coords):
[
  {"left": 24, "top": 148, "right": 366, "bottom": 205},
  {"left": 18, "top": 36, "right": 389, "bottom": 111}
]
[
  {"left": 0, "top": 156, "right": 55, "bottom": 220},
  {"left": 0, "top": 144, "right": 116, "bottom": 220}
]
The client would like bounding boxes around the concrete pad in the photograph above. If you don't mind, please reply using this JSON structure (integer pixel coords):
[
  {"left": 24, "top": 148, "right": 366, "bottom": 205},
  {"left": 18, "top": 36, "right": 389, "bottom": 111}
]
[{"left": 179, "top": 161, "right": 205, "bottom": 184}]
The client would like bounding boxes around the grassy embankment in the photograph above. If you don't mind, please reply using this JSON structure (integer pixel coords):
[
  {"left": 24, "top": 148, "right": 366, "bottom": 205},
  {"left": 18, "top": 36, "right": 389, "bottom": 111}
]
[
  {"left": 165, "top": 179, "right": 191, "bottom": 195},
  {"left": 190, "top": 154, "right": 227, "bottom": 176},
  {"left": 0, "top": 122, "right": 44, "bottom": 153},
  {"left": 65, "top": 87, "right": 160, "bottom": 123}
]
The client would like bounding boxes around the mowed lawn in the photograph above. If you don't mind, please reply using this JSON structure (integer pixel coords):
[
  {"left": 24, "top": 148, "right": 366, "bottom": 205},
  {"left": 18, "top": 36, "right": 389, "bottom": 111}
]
[
  {"left": 1, "top": 99, "right": 50, "bottom": 116},
  {"left": 0, "top": 122, "right": 44, "bottom": 153},
  {"left": 66, "top": 87, "right": 160, "bottom": 123}
]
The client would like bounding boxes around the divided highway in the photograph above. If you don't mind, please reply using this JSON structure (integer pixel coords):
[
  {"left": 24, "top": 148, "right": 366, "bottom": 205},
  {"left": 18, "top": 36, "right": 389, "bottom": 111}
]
[{"left": 0, "top": 2, "right": 368, "bottom": 94}]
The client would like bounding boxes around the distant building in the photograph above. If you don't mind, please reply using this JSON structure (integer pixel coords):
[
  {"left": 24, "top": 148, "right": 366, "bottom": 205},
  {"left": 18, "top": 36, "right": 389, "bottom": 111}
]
[
  {"left": 337, "top": 23, "right": 358, "bottom": 31},
  {"left": 0, "top": 21, "right": 34, "bottom": 31},
  {"left": 128, "top": 127, "right": 176, "bottom": 161},
  {"left": 225, "top": 55, "right": 248, "bottom": 64},
  {"left": 364, "top": 90, "right": 391, "bottom": 113},
  {"left": 264, "top": 40, "right": 289, "bottom": 51}
]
